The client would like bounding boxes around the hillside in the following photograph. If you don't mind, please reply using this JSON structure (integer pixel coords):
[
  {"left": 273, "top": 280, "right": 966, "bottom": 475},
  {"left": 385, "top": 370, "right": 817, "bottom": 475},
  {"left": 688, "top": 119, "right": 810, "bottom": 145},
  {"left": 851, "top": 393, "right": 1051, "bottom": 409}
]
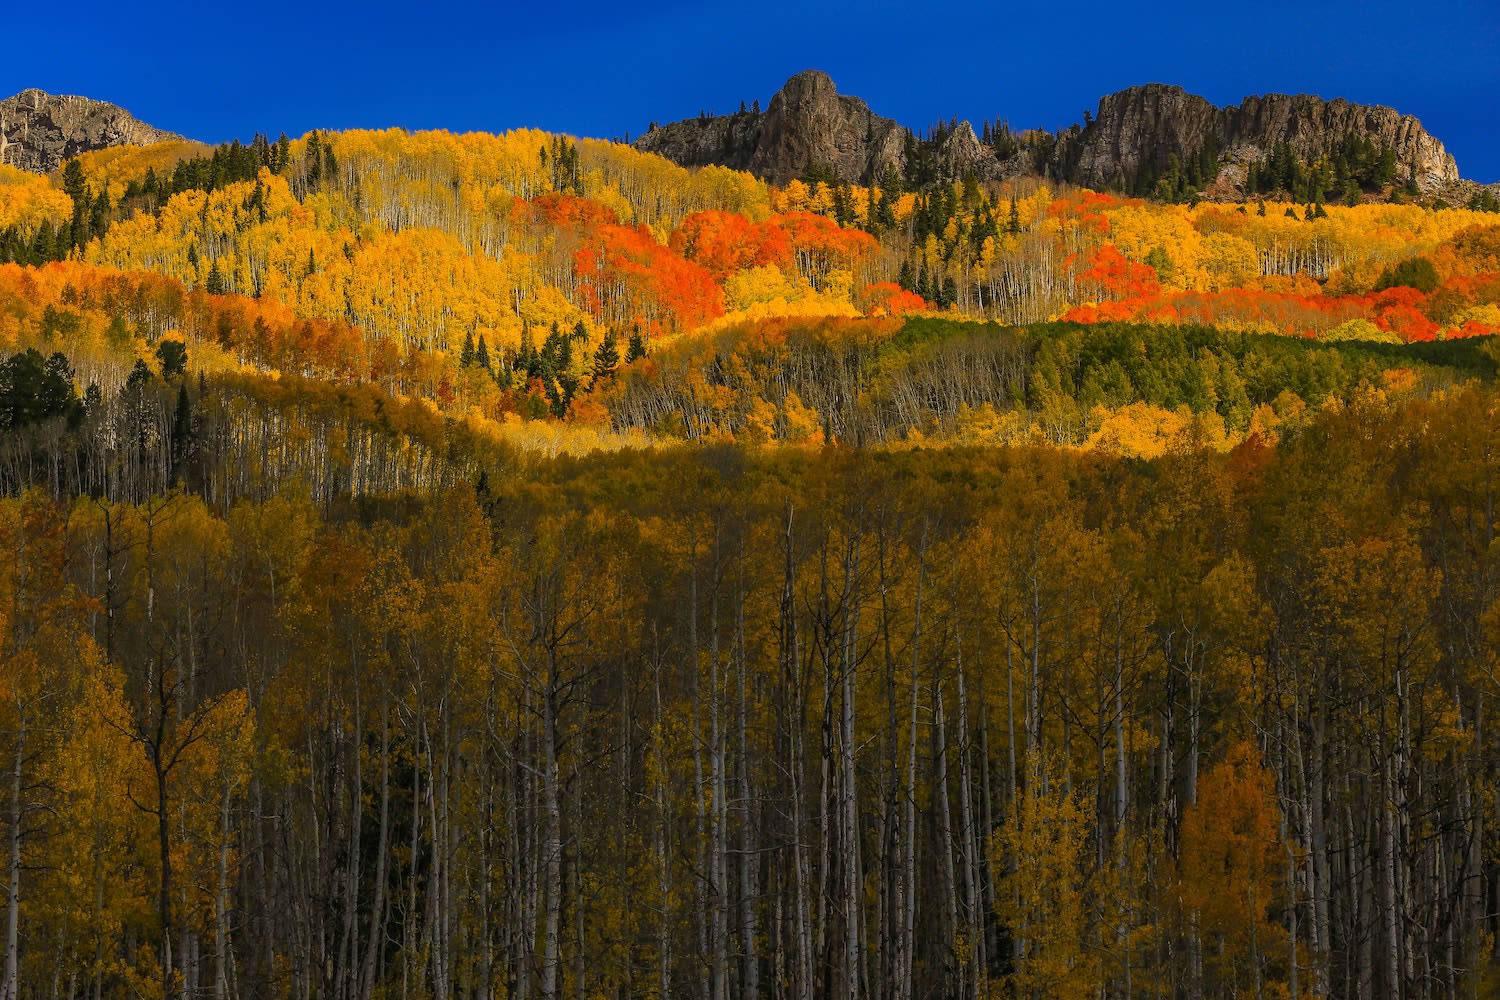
[
  {"left": 0, "top": 117, "right": 1495, "bottom": 442},
  {"left": 1, "top": 89, "right": 1500, "bottom": 1000}
]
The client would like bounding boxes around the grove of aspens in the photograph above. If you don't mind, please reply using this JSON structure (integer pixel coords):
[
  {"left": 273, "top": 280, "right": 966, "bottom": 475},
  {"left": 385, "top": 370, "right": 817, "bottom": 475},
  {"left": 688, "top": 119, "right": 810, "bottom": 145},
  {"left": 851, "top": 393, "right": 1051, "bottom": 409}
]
[{"left": 2, "top": 121, "right": 1500, "bottom": 1000}]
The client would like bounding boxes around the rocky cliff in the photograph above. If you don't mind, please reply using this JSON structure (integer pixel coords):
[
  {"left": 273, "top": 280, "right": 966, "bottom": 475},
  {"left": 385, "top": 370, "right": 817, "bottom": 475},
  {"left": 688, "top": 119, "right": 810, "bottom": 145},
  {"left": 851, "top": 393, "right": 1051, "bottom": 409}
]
[
  {"left": 0, "top": 89, "right": 182, "bottom": 174},
  {"left": 632, "top": 107, "right": 764, "bottom": 175},
  {"left": 637, "top": 74, "right": 1463, "bottom": 197},
  {"left": 1064, "top": 84, "right": 1459, "bottom": 194},
  {"left": 746, "top": 70, "right": 908, "bottom": 185},
  {"left": 636, "top": 70, "right": 910, "bottom": 186}
]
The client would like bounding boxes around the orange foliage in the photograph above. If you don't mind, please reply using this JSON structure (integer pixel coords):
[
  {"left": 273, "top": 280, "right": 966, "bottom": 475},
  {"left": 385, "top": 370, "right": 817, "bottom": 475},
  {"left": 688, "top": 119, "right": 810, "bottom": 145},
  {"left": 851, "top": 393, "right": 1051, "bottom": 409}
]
[
  {"left": 0, "top": 260, "right": 376, "bottom": 383},
  {"left": 858, "top": 282, "right": 927, "bottom": 316},
  {"left": 1060, "top": 300, "right": 1144, "bottom": 324},
  {"left": 1060, "top": 282, "right": 1467, "bottom": 343},
  {"left": 669, "top": 210, "right": 793, "bottom": 281},
  {"left": 1452, "top": 319, "right": 1500, "bottom": 338},
  {"left": 529, "top": 192, "right": 621, "bottom": 229},
  {"left": 1077, "top": 244, "right": 1161, "bottom": 302},
  {"left": 1047, "top": 190, "right": 1117, "bottom": 236},
  {"left": 1430, "top": 224, "right": 1500, "bottom": 278},
  {"left": 573, "top": 224, "right": 724, "bottom": 335},
  {"left": 768, "top": 212, "right": 878, "bottom": 288}
]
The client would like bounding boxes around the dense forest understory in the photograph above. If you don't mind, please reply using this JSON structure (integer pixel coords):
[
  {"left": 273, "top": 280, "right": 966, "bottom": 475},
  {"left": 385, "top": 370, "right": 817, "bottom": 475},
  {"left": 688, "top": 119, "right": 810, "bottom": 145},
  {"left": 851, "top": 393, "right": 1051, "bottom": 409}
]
[{"left": 3, "top": 118, "right": 1500, "bottom": 1000}]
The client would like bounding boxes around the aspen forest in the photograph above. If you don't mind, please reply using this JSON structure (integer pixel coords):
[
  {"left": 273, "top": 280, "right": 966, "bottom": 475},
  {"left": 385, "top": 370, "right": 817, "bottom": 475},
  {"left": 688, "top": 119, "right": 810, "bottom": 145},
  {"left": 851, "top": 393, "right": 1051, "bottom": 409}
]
[{"left": 2, "top": 113, "right": 1500, "bottom": 1000}]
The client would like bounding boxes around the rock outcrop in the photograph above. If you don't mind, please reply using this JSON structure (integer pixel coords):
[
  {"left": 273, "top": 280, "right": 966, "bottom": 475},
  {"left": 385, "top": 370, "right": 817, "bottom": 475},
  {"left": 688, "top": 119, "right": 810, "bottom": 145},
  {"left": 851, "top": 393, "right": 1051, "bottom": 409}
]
[
  {"left": 0, "top": 89, "right": 182, "bottom": 174},
  {"left": 632, "top": 107, "right": 764, "bottom": 175},
  {"left": 636, "top": 74, "right": 1464, "bottom": 197},
  {"left": 746, "top": 70, "right": 907, "bottom": 185},
  {"left": 636, "top": 70, "right": 909, "bottom": 186},
  {"left": 1064, "top": 85, "right": 1224, "bottom": 192},
  {"left": 1064, "top": 84, "right": 1459, "bottom": 194}
]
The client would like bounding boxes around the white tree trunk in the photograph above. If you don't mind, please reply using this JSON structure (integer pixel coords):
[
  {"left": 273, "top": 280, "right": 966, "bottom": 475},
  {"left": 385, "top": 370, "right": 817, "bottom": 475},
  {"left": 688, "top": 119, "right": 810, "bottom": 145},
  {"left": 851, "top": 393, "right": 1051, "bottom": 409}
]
[{"left": 3, "top": 726, "right": 24, "bottom": 1000}]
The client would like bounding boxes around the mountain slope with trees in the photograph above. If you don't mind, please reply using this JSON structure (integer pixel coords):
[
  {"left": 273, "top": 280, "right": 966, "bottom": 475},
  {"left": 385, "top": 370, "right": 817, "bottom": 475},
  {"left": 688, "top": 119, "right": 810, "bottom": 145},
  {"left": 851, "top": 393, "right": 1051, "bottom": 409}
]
[{"left": 0, "top": 90, "right": 1498, "bottom": 1000}]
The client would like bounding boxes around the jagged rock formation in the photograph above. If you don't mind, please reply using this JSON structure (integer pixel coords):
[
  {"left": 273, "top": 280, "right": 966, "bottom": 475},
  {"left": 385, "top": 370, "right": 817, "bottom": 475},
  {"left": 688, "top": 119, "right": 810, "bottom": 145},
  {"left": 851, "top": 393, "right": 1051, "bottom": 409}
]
[
  {"left": 636, "top": 70, "right": 909, "bottom": 186},
  {"left": 746, "top": 70, "right": 907, "bottom": 185},
  {"left": 0, "top": 89, "right": 182, "bottom": 174},
  {"left": 1062, "top": 84, "right": 1459, "bottom": 195},
  {"left": 637, "top": 73, "right": 1464, "bottom": 197}
]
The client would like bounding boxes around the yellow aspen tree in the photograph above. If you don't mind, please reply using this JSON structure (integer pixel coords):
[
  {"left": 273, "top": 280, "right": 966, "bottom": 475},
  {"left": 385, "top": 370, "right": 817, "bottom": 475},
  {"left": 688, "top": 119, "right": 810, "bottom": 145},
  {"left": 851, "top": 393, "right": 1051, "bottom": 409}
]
[
  {"left": 992, "top": 749, "right": 1109, "bottom": 1000},
  {"left": 1176, "top": 741, "right": 1290, "bottom": 999}
]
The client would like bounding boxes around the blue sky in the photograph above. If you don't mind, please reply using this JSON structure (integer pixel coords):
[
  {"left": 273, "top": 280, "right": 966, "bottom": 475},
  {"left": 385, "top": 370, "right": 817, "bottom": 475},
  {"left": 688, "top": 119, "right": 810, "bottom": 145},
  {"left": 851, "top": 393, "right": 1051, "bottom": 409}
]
[{"left": 8, "top": 0, "right": 1499, "bottom": 181}]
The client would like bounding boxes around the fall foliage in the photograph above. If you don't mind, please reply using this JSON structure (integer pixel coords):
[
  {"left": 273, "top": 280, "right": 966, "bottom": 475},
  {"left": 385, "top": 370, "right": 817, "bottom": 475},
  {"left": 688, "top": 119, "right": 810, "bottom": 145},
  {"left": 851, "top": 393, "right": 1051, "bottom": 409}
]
[{"left": 1, "top": 114, "right": 1500, "bottom": 1000}]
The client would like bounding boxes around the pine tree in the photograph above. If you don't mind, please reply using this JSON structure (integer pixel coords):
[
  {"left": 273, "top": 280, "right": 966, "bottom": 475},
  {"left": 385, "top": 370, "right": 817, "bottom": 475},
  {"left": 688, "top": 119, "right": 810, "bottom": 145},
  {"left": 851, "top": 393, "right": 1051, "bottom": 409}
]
[
  {"left": 460, "top": 332, "right": 476, "bottom": 368},
  {"left": 306, "top": 131, "right": 324, "bottom": 192},
  {"left": 541, "top": 323, "right": 578, "bottom": 417},
  {"left": 831, "top": 183, "right": 854, "bottom": 227},
  {"left": 625, "top": 325, "right": 647, "bottom": 363},
  {"left": 30, "top": 222, "right": 56, "bottom": 263},
  {"left": 155, "top": 339, "right": 188, "bottom": 380},
  {"left": 1376, "top": 145, "right": 1397, "bottom": 187},
  {"left": 61, "top": 159, "right": 91, "bottom": 251},
  {"left": 539, "top": 323, "right": 563, "bottom": 385},
  {"left": 126, "top": 358, "right": 154, "bottom": 388},
  {"left": 89, "top": 191, "right": 111, "bottom": 243},
  {"left": 170, "top": 383, "right": 193, "bottom": 483},
  {"left": 519, "top": 324, "right": 537, "bottom": 377},
  {"left": 591, "top": 330, "right": 621, "bottom": 383},
  {"left": 877, "top": 165, "right": 900, "bottom": 231},
  {"left": 322, "top": 142, "right": 339, "bottom": 192}
]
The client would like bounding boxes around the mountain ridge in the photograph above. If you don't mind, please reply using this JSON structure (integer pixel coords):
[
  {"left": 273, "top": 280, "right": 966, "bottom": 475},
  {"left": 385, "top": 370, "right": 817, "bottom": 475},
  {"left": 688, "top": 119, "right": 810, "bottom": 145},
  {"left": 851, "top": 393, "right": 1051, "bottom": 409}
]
[
  {"left": 1063, "top": 82, "right": 1459, "bottom": 196},
  {"left": 635, "top": 71, "right": 1464, "bottom": 198},
  {"left": 0, "top": 80, "right": 1476, "bottom": 204}
]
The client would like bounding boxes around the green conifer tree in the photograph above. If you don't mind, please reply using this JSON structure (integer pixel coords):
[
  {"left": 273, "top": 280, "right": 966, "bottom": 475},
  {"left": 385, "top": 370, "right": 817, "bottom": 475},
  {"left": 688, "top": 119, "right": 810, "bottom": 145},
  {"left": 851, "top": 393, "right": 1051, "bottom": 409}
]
[
  {"left": 625, "top": 325, "right": 647, "bottom": 363},
  {"left": 591, "top": 330, "right": 621, "bottom": 382},
  {"left": 170, "top": 383, "right": 193, "bottom": 483}
]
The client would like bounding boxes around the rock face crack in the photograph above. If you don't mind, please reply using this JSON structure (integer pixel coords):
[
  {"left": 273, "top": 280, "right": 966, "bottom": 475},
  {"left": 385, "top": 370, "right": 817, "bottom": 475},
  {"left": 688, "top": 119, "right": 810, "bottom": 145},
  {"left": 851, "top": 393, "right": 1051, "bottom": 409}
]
[{"left": 0, "top": 89, "right": 183, "bottom": 175}]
